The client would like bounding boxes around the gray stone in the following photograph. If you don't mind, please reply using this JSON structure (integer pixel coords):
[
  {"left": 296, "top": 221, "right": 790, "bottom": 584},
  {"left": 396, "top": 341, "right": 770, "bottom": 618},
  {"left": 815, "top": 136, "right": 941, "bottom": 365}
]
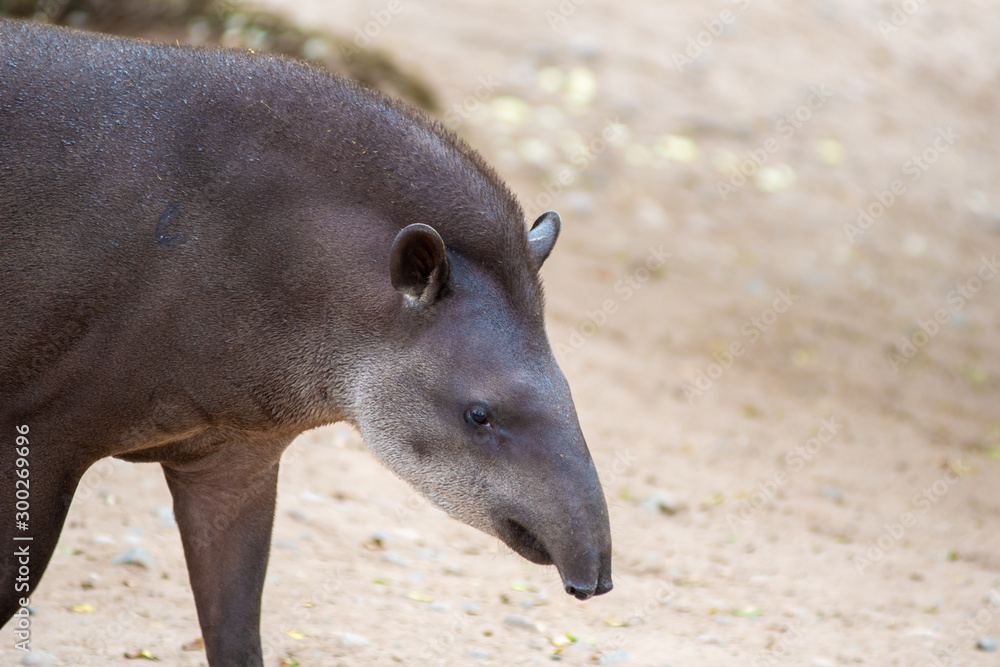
[
  {"left": 596, "top": 649, "right": 630, "bottom": 664},
  {"left": 339, "top": 632, "right": 369, "bottom": 648},
  {"left": 287, "top": 508, "right": 312, "bottom": 524},
  {"left": 466, "top": 648, "right": 494, "bottom": 660},
  {"left": 639, "top": 492, "right": 680, "bottom": 515},
  {"left": 976, "top": 636, "right": 997, "bottom": 652},
  {"left": 504, "top": 614, "right": 538, "bottom": 631},
  {"left": 156, "top": 506, "right": 176, "bottom": 528},
  {"left": 381, "top": 551, "right": 411, "bottom": 566},
  {"left": 110, "top": 547, "right": 155, "bottom": 569}
]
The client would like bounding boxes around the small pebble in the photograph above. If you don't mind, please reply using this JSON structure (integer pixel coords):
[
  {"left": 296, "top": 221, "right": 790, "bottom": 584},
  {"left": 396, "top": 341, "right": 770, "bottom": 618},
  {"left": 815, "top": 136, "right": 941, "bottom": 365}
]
[
  {"left": 21, "top": 651, "right": 58, "bottom": 665},
  {"left": 977, "top": 637, "right": 997, "bottom": 651},
  {"left": 559, "top": 642, "right": 592, "bottom": 658},
  {"left": 467, "top": 648, "right": 494, "bottom": 660},
  {"left": 461, "top": 602, "right": 482, "bottom": 615},
  {"left": 339, "top": 632, "right": 370, "bottom": 648},
  {"left": 504, "top": 614, "right": 538, "bottom": 631},
  {"left": 298, "top": 491, "right": 326, "bottom": 504},
  {"left": 369, "top": 530, "right": 394, "bottom": 547},
  {"left": 110, "top": 548, "right": 155, "bottom": 569},
  {"left": 639, "top": 492, "right": 680, "bottom": 515},
  {"left": 428, "top": 602, "right": 450, "bottom": 613},
  {"left": 381, "top": 551, "right": 411, "bottom": 566},
  {"left": 595, "top": 649, "right": 630, "bottom": 665},
  {"left": 156, "top": 507, "right": 176, "bottom": 528},
  {"left": 287, "top": 509, "right": 311, "bottom": 524},
  {"left": 822, "top": 485, "right": 843, "bottom": 502}
]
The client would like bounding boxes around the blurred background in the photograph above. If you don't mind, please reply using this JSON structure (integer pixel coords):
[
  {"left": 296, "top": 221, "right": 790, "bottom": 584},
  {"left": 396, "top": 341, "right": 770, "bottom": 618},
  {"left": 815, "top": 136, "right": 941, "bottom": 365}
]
[{"left": 2, "top": 0, "right": 998, "bottom": 665}]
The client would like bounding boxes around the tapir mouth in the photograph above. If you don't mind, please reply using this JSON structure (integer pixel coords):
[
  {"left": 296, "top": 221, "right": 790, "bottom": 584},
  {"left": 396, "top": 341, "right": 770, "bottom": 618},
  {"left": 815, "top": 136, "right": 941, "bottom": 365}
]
[
  {"left": 498, "top": 517, "right": 613, "bottom": 601},
  {"left": 500, "top": 518, "right": 554, "bottom": 566}
]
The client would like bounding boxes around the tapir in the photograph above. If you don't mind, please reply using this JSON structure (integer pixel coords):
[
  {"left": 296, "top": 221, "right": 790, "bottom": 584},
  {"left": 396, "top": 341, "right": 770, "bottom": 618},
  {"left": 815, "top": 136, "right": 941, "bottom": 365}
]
[{"left": 0, "top": 18, "right": 612, "bottom": 665}]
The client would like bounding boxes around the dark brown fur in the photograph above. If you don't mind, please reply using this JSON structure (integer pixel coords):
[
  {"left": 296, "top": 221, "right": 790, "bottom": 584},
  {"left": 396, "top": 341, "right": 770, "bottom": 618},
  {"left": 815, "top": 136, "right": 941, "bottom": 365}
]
[{"left": 0, "top": 19, "right": 611, "bottom": 665}]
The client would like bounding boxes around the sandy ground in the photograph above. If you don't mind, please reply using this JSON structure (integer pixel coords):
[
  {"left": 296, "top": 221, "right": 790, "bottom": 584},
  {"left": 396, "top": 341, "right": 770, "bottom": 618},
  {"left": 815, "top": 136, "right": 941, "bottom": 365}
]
[{"left": 4, "top": 0, "right": 1000, "bottom": 665}]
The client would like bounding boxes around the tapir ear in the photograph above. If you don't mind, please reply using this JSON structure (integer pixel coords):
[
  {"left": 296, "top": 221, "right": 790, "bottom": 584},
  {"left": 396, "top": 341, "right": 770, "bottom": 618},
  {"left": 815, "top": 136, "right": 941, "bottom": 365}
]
[
  {"left": 528, "top": 211, "right": 561, "bottom": 271},
  {"left": 389, "top": 223, "right": 451, "bottom": 305}
]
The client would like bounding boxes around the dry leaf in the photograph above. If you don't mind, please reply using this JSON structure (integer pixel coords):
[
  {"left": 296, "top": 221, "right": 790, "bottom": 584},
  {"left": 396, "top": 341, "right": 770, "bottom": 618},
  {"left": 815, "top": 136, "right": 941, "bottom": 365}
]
[
  {"left": 181, "top": 637, "right": 205, "bottom": 651},
  {"left": 123, "top": 648, "right": 157, "bottom": 660}
]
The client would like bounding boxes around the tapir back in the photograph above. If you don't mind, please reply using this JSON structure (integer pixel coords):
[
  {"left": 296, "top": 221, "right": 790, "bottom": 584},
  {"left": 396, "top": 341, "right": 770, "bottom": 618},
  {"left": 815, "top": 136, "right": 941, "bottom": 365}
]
[{"left": 0, "top": 19, "right": 535, "bottom": 445}]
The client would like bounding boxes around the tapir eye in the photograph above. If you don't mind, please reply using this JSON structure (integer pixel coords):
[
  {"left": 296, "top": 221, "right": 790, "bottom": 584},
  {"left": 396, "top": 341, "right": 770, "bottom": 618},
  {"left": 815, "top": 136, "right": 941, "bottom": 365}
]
[{"left": 465, "top": 407, "right": 492, "bottom": 428}]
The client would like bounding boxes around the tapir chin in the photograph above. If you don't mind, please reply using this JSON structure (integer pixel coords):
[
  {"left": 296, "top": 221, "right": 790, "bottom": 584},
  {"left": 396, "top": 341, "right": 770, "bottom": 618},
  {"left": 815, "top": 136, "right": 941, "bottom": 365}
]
[{"left": 0, "top": 18, "right": 612, "bottom": 664}]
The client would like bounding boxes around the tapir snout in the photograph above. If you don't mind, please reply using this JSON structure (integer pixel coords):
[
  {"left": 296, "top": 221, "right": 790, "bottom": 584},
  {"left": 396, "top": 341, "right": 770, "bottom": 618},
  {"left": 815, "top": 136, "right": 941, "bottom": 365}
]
[{"left": 492, "top": 442, "right": 614, "bottom": 599}]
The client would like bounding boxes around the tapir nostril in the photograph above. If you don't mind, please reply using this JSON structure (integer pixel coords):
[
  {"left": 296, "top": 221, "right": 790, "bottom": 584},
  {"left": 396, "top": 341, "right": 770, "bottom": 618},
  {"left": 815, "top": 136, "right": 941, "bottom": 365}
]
[
  {"left": 565, "top": 584, "right": 596, "bottom": 601},
  {"left": 595, "top": 579, "right": 614, "bottom": 596}
]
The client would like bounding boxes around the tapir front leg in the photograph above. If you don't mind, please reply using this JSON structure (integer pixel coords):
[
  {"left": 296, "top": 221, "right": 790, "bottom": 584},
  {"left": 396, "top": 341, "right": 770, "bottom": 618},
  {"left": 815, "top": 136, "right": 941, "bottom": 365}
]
[
  {"left": 162, "top": 440, "right": 288, "bottom": 667},
  {"left": 0, "top": 433, "right": 91, "bottom": 628}
]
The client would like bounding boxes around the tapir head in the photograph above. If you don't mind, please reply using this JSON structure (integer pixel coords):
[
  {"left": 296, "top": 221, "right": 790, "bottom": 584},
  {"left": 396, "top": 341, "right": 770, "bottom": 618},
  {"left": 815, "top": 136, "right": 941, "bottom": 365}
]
[{"left": 354, "top": 211, "right": 612, "bottom": 600}]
